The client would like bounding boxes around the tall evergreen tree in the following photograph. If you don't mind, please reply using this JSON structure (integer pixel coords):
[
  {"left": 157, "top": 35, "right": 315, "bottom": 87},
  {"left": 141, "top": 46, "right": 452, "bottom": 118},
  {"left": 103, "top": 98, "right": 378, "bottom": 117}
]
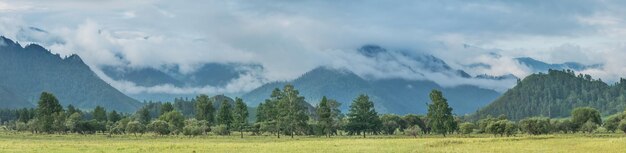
[
  {"left": 136, "top": 107, "right": 151, "bottom": 124},
  {"left": 217, "top": 100, "right": 233, "bottom": 129},
  {"left": 347, "top": 94, "right": 380, "bottom": 138},
  {"left": 277, "top": 84, "right": 309, "bottom": 138},
  {"left": 317, "top": 96, "right": 333, "bottom": 137},
  {"left": 36, "top": 92, "right": 63, "bottom": 133},
  {"left": 426, "top": 90, "right": 456, "bottom": 137},
  {"left": 258, "top": 89, "right": 280, "bottom": 138},
  {"left": 93, "top": 106, "right": 107, "bottom": 122},
  {"left": 160, "top": 102, "right": 174, "bottom": 115},
  {"left": 66, "top": 104, "right": 79, "bottom": 115},
  {"left": 108, "top": 110, "right": 121, "bottom": 123},
  {"left": 195, "top": 94, "right": 215, "bottom": 124},
  {"left": 233, "top": 98, "right": 249, "bottom": 138}
]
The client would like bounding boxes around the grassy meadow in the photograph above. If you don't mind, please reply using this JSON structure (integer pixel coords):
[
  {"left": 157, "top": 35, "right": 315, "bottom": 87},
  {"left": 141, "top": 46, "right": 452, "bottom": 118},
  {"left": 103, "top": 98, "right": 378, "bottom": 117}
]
[{"left": 1, "top": 131, "right": 625, "bottom": 153}]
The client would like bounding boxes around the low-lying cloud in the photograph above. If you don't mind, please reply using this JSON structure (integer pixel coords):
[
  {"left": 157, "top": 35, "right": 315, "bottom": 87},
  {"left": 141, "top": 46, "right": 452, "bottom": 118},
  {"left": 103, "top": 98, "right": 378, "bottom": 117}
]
[{"left": 2, "top": 0, "right": 626, "bottom": 95}]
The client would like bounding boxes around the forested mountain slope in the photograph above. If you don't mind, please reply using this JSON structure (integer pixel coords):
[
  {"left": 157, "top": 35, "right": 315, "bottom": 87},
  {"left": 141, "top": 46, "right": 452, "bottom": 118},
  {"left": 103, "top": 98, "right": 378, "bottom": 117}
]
[
  {"left": 473, "top": 69, "right": 626, "bottom": 120},
  {"left": 0, "top": 36, "right": 142, "bottom": 112}
]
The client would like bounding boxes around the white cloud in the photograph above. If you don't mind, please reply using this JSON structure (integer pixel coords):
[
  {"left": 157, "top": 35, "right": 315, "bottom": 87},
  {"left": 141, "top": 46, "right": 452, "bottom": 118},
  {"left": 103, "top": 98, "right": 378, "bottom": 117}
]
[{"left": 2, "top": 0, "right": 626, "bottom": 95}]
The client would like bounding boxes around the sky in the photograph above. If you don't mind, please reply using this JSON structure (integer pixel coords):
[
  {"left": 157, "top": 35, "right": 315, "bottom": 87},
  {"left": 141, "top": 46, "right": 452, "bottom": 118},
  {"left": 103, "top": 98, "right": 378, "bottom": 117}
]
[{"left": 2, "top": 0, "right": 626, "bottom": 95}]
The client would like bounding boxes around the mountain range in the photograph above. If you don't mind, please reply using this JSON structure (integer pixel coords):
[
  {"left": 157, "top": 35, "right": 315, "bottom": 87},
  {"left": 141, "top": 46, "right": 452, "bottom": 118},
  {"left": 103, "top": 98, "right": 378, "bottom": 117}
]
[
  {"left": 0, "top": 36, "right": 142, "bottom": 112},
  {"left": 0, "top": 35, "right": 608, "bottom": 116}
]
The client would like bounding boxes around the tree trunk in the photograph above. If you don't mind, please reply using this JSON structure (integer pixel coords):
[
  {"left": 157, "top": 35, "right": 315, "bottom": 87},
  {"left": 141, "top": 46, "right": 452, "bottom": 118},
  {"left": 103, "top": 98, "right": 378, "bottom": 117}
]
[
  {"left": 240, "top": 130, "right": 244, "bottom": 138},
  {"left": 363, "top": 131, "right": 366, "bottom": 138}
]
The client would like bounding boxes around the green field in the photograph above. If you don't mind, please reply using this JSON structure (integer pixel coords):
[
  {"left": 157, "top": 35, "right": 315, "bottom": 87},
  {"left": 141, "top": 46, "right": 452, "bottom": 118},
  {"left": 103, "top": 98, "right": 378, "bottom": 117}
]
[{"left": 1, "top": 132, "right": 625, "bottom": 153}]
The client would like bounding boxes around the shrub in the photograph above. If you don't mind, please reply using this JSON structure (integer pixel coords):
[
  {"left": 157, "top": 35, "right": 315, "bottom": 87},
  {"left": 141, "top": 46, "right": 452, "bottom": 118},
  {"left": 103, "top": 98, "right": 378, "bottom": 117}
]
[
  {"left": 519, "top": 117, "right": 551, "bottom": 135},
  {"left": 618, "top": 120, "right": 626, "bottom": 134},
  {"left": 580, "top": 120, "right": 598, "bottom": 133},
  {"left": 405, "top": 125, "right": 421, "bottom": 138},
  {"left": 148, "top": 120, "right": 170, "bottom": 136},
  {"left": 126, "top": 121, "right": 146, "bottom": 136},
  {"left": 459, "top": 122, "right": 475, "bottom": 135},
  {"left": 212, "top": 124, "right": 230, "bottom": 136}
]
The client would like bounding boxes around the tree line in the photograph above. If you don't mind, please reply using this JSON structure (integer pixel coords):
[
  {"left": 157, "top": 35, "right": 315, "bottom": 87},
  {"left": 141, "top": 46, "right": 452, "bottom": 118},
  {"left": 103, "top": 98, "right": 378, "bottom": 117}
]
[{"left": 2, "top": 84, "right": 626, "bottom": 138}]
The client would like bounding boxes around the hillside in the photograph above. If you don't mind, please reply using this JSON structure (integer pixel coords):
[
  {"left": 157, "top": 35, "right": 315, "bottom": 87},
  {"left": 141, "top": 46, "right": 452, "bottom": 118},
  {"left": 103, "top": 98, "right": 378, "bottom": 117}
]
[
  {"left": 473, "top": 69, "right": 626, "bottom": 120},
  {"left": 243, "top": 67, "right": 500, "bottom": 115},
  {"left": 0, "top": 36, "right": 142, "bottom": 112},
  {"left": 0, "top": 85, "right": 33, "bottom": 109}
]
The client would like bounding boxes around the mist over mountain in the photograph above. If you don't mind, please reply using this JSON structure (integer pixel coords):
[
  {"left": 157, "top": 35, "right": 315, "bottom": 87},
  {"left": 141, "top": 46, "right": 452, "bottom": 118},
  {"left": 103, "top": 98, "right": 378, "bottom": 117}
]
[
  {"left": 101, "top": 63, "right": 264, "bottom": 102},
  {"left": 515, "top": 57, "right": 602, "bottom": 73},
  {"left": 243, "top": 66, "right": 501, "bottom": 115},
  {"left": 0, "top": 36, "right": 142, "bottom": 112}
]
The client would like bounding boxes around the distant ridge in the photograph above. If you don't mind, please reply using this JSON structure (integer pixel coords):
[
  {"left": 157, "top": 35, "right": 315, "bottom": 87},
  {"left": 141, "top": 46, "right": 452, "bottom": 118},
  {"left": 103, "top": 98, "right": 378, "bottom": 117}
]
[{"left": 0, "top": 36, "right": 142, "bottom": 112}]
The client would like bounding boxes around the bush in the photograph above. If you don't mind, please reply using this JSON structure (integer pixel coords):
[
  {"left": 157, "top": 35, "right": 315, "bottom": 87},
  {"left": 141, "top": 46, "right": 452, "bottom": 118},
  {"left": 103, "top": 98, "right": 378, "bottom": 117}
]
[
  {"left": 519, "top": 117, "right": 551, "bottom": 135},
  {"left": 504, "top": 121, "right": 518, "bottom": 137},
  {"left": 405, "top": 125, "right": 421, "bottom": 138},
  {"left": 580, "top": 120, "right": 598, "bottom": 133},
  {"left": 571, "top": 107, "right": 601, "bottom": 131},
  {"left": 618, "top": 120, "right": 626, "bottom": 134},
  {"left": 212, "top": 124, "right": 230, "bottom": 136},
  {"left": 148, "top": 120, "right": 170, "bottom": 136},
  {"left": 604, "top": 115, "right": 621, "bottom": 133},
  {"left": 182, "top": 119, "right": 204, "bottom": 137},
  {"left": 126, "top": 121, "right": 146, "bottom": 136},
  {"left": 459, "top": 122, "right": 475, "bottom": 135}
]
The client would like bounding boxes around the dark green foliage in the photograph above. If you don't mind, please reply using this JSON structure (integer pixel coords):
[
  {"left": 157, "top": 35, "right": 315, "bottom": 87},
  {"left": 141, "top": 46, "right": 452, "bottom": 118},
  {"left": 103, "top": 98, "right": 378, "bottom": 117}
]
[
  {"left": 346, "top": 94, "right": 381, "bottom": 138},
  {"left": 217, "top": 100, "right": 233, "bottom": 129},
  {"left": 519, "top": 117, "right": 551, "bottom": 135},
  {"left": 148, "top": 120, "right": 170, "bottom": 135},
  {"left": 108, "top": 111, "right": 121, "bottom": 123},
  {"left": 160, "top": 103, "right": 174, "bottom": 115},
  {"left": 427, "top": 90, "right": 456, "bottom": 136},
  {"left": 402, "top": 114, "right": 426, "bottom": 133},
  {"left": 66, "top": 105, "right": 80, "bottom": 116},
  {"left": 316, "top": 96, "right": 333, "bottom": 137},
  {"left": 233, "top": 98, "right": 249, "bottom": 138},
  {"left": 277, "top": 85, "right": 310, "bottom": 138},
  {"left": 603, "top": 115, "right": 621, "bottom": 133},
  {"left": 553, "top": 119, "right": 575, "bottom": 133},
  {"left": 474, "top": 70, "right": 626, "bottom": 120},
  {"left": 0, "top": 37, "right": 141, "bottom": 112},
  {"left": 580, "top": 120, "right": 598, "bottom": 133},
  {"left": 136, "top": 107, "right": 151, "bottom": 124},
  {"left": 571, "top": 107, "right": 602, "bottom": 131},
  {"left": 255, "top": 89, "right": 280, "bottom": 136},
  {"left": 36, "top": 92, "right": 63, "bottom": 133},
  {"left": 194, "top": 94, "right": 215, "bottom": 124},
  {"left": 380, "top": 114, "right": 402, "bottom": 135},
  {"left": 93, "top": 106, "right": 107, "bottom": 122},
  {"left": 618, "top": 120, "right": 626, "bottom": 134},
  {"left": 486, "top": 120, "right": 517, "bottom": 137},
  {"left": 159, "top": 111, "right": 185, "bottom": 133}
]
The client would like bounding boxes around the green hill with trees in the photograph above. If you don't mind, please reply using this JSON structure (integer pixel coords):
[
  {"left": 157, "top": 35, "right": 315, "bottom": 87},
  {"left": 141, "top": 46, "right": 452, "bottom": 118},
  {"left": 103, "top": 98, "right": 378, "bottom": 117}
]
[{"left": 472, "top": 69, "right": 626, "bottom": 120}]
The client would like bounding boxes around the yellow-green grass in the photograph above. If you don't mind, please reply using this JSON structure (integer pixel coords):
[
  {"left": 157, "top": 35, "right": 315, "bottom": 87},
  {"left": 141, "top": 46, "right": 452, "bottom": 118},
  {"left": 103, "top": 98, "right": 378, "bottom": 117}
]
[{"left": 1, "top": 132, "right": 625, "bottom": 153}]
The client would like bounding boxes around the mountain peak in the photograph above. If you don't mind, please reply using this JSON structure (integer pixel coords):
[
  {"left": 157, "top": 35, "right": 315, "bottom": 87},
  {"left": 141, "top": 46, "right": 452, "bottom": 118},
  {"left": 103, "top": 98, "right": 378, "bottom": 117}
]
[
  {"left": 357, "top": 44, "right": 387, "bottom": 57},
  {"left": 64, "top": 54, "right": 86, "bottom": 65}
]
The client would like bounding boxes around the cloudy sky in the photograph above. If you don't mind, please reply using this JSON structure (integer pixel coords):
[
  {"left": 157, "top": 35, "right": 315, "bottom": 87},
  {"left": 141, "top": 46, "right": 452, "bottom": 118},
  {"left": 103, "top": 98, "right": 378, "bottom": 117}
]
[{"left": 2, "top": 0, "right": 626, "bottom": 95}]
